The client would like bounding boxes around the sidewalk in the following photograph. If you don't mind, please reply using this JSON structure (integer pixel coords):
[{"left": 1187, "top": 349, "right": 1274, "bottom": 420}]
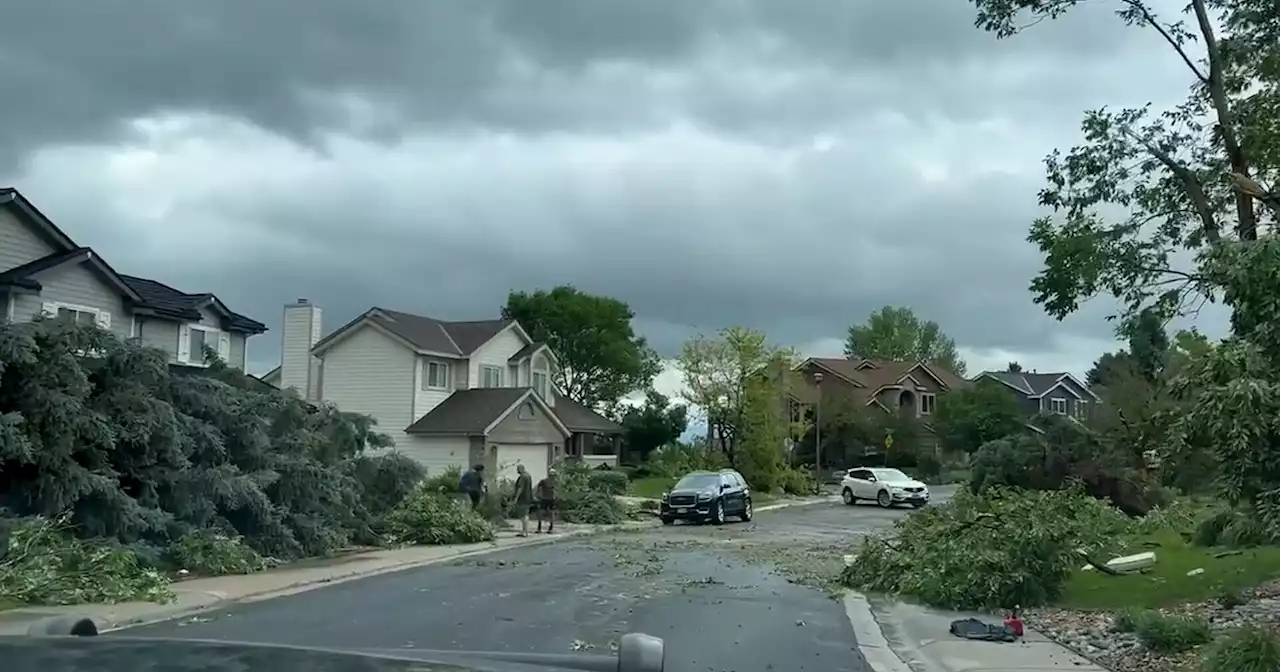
[
  {"left": 0, "top": 520, "right": 644, "bottom": 636},
  {"left": 846, "top": 593, "right": 1109, "bottom": 672}
]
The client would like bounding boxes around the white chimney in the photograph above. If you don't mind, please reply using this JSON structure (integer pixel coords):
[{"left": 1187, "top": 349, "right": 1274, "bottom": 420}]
[{"left": 280, "top": 299, "right": 322, "bottom": 402}]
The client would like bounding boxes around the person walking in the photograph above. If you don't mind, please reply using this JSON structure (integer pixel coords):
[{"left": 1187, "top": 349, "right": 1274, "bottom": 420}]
[
  {"left": 513, "top": 464, "right": 534, "bottom": 537},
  {"left": 535, "top": 467, "right": 558, "bottom": 534},
  {"left": 459, "top": 464, "right": 486, "bottom": 510}
]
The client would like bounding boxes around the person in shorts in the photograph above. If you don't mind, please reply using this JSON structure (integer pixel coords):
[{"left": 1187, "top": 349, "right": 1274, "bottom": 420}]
[
  {"left": 513, "top": 464, "right": 534, "bottom": 537},
  {"left": 535, "top": 468, "right": 557, "bottom": 534}
]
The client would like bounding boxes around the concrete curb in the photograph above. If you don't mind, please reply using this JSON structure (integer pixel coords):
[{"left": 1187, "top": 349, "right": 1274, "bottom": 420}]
[{"left": 843, "top": 593, "right": 912, "bottom": 672}]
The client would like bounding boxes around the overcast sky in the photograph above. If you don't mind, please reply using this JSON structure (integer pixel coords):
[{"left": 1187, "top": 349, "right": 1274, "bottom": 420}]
[{"left": 0, "top": 0, "right": 1227, "bottom": 393}]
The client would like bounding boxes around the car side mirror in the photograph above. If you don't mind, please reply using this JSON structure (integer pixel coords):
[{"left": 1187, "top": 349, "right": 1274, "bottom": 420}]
[
  {"left": 720, "top": 483, "right": 730, "bottom": 491},
  {"left": 867, "top": 476, "right": 876, "bottom": 482}
]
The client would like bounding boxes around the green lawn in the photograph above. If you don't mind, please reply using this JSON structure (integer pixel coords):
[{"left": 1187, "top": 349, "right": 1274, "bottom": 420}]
[
  {"left": 630, "top": 476, "right": 675, "bottom": 499},
  {"left": 1060, "top": 530, "right": 1280, "bottom": 610}
]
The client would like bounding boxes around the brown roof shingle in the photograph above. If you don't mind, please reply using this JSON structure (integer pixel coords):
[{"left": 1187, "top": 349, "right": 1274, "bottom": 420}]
[{"left": 404, "top": 388, "right": 530, "bottom": 435}]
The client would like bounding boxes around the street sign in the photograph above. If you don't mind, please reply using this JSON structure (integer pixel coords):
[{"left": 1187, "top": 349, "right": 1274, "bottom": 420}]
[{"left": 884, "top": 434, "right": 894, "bottom": 450}]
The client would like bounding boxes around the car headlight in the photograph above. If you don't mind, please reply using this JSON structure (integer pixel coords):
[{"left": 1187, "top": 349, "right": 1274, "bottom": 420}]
[
  {"left": 697, "top": 493, "right": 713, "bottom": 501},
  {"left": 660, "top": 492, "right": 669, "bottom": 501},
  {"left": 891, "top": 486, "right": 905, "bottom": 493}
]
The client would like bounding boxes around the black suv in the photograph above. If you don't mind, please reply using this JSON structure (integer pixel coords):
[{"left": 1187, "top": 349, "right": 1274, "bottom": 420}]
[{"left": 659, "top": 469, "right": 753, "bottom": 525}]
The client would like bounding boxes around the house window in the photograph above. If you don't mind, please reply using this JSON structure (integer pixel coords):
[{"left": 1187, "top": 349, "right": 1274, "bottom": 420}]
[
  {"left": 921, "top": 393, "right": 937, "bottom": 415},
  {"left": 423, "top": 361, "right": 450, "bottom": 389},
  {"left": 1074, "top": 400, "right": 1089, "bottom": 419},
  {"left": 532, "top": 371, "right": 548, "bottom": 398},
  {"left": 58, "top": 307, "right": 97, "bottom": 325},
  {"left": 179, "top": 324, "right": 230, "bottom": 366},
  {"left": 188, "top": 328, "right": 209, "bottom": 361},
  {"left": 1049, "top": 397, "right": 1068, "bottom": 415},
  {"left": 481, "top": 365, "right": 503, "bottom": 388},
  {"left": 42, "top": 302, "right": 109, "bottom": 329}
]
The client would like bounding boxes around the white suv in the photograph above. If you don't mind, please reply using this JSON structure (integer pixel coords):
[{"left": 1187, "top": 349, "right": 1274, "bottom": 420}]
[{"left": 840, "top": 467, "right": 929, "bottom": 509}]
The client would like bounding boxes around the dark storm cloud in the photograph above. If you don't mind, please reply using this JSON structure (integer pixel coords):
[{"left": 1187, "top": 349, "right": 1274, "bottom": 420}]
[
  {"left": 0, "top": 0, "right": 1203, "bottom": 374},
  {"left": 1, "top": 0, "right": 1164, "bottom": 162}
]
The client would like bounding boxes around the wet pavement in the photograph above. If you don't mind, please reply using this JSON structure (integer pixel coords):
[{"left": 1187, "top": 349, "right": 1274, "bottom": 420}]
[{"left": 116, "top": 493, "right": 953, "bottom": 672}]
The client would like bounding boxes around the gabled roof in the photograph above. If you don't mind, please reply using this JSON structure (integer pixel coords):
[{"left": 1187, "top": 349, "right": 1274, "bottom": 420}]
[
  {"left": 0, "top": 187, "right": 262, "bottom": 332},
  {"left": 313, "top": 307, "right": 517, "bottom": 357},
  {"left": 121, "top": 275, "right": 267, "bottom": 334},
  {"left": 0, "top": 188, "right": 80, "bottom": 251},
  {"left": 0, "top": 248, "right": 94, "bottom": 290},
  {"left": 792, "top": 357, "right": 970, "bottom": 412},
  {"left": 404, "top": 388, "right": 572, "bottom": 438},
  {"left": 0, "top": 247, "right": 146, "bottom": 303},
  {"left": 976, "top": 371, "right": 1099, "bottom": 401}
]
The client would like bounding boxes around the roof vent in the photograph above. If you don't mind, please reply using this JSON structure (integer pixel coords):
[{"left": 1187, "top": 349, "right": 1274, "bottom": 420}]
[{"left": 296, "top": 298, "right": 309, "bottom": 304}]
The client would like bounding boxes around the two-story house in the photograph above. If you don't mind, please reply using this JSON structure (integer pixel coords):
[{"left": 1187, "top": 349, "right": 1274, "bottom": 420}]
[
  {"left": 974, "top": 370, "right": 1099, "bottom": 420},
  {"left": 258, "top": 300, "right": 622, "bottom": 482},
  {"left": 789, "top": 357, "right": 970, "bottom": 456},
  {"left": 0, "top": 188, "right": 266, "bottom": 369}
]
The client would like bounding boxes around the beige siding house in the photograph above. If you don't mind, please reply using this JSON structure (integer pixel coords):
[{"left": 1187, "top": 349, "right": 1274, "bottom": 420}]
[
  {"left": 259, "top": 301, "right": 624, "bottom": 483},
  {"left": 0, "top": 188, "right": 266, "bottom": 369}
]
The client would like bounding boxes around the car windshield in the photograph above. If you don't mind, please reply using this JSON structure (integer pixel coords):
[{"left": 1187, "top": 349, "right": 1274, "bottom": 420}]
[
  {"left": 674, "top": 474, "right": 720, "bottom": 489},
  {"left": 872, "top": 469, "right": 909, "bottom": 481}
]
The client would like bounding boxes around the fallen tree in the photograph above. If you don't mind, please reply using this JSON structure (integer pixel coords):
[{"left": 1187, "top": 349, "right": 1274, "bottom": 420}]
[
  {"left": 840, "top": 486, "right": 1131, "bottom": 610},
  {"left": 0, "top": 318, "right": 424, "bottom": 603}
]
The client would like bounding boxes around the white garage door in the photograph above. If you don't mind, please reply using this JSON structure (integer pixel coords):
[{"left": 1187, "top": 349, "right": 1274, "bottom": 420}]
[{"left": 493, "top": 443, "right": 549, "bottom": 484}]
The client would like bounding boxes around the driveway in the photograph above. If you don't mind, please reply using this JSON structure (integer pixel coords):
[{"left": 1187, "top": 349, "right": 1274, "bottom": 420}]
[{"left": 115, "top": 497, "right": 951, "bottom": 672}]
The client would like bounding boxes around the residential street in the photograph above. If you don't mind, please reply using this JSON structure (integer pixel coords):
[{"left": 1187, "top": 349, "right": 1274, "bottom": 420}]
[{"left": 115, "top": 493, "right": 953, "bottom": 672}]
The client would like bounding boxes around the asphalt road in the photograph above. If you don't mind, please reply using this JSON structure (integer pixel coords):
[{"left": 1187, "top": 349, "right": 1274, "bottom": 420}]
[{"left": 117, "top": 494, "right": 952, "bottom": 672}]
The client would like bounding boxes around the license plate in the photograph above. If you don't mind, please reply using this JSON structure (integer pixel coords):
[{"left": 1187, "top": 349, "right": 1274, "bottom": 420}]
[{"left": 676, "top": 507, "right": 688, "bottom": 513}]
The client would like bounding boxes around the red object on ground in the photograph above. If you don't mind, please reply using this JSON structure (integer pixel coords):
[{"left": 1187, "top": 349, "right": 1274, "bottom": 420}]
[{"left": 1004, "top": 612, "right": 1024, "bottom": 637}]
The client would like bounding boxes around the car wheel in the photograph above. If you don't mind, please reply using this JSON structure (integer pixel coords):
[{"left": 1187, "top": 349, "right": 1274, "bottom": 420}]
[
  {"left": 661, "top": 516, "right": 674, "bottom": 525},
  {"left": 712, "top": 500, "right": 725, "bottom": 525},
  {"left": 842, "top": 488, "right": 856, "bottom": 506},
  {"left": 740, "top": 498, "right": 753, "bottom": 522},
  {"left": 876, "top": 490, "right": 892, "bottom": 508}
]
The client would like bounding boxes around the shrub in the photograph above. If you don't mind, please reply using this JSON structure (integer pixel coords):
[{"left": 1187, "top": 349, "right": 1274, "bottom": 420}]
[
  {"left": 421, "top": 465, "right": 465, "bottom": 496},
  {"left": 1201, "top": 626, "right": 1280, "bottom": 672},
  {"left": 1129, "top": 611, "right": 1212, "bottom": 653},
  {"left": 382, "top": 485, "right": 493, "bottom": 545},
  {"left": 840, "top": 486, "right": 1130, "bottom": 610},
  {"left": 777, "top": 467, "right": 816, "bottom": 495},
  {"left": 167, "top": 530, "right": 269, "bottom": 576},
  {"left": 0, "top": 514, "right": 173, "bottom": 606},
  {"left": 1195, "top": 508, "right": 1270, "bottom": 548},
  {"left": 588, "top": 470, "right": 629, "bottom": 496}
]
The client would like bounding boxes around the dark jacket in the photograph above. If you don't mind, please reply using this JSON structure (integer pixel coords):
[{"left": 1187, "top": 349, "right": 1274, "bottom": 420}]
[{"left": 459, "top": 470, "right": 483, "bottom": 494}]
